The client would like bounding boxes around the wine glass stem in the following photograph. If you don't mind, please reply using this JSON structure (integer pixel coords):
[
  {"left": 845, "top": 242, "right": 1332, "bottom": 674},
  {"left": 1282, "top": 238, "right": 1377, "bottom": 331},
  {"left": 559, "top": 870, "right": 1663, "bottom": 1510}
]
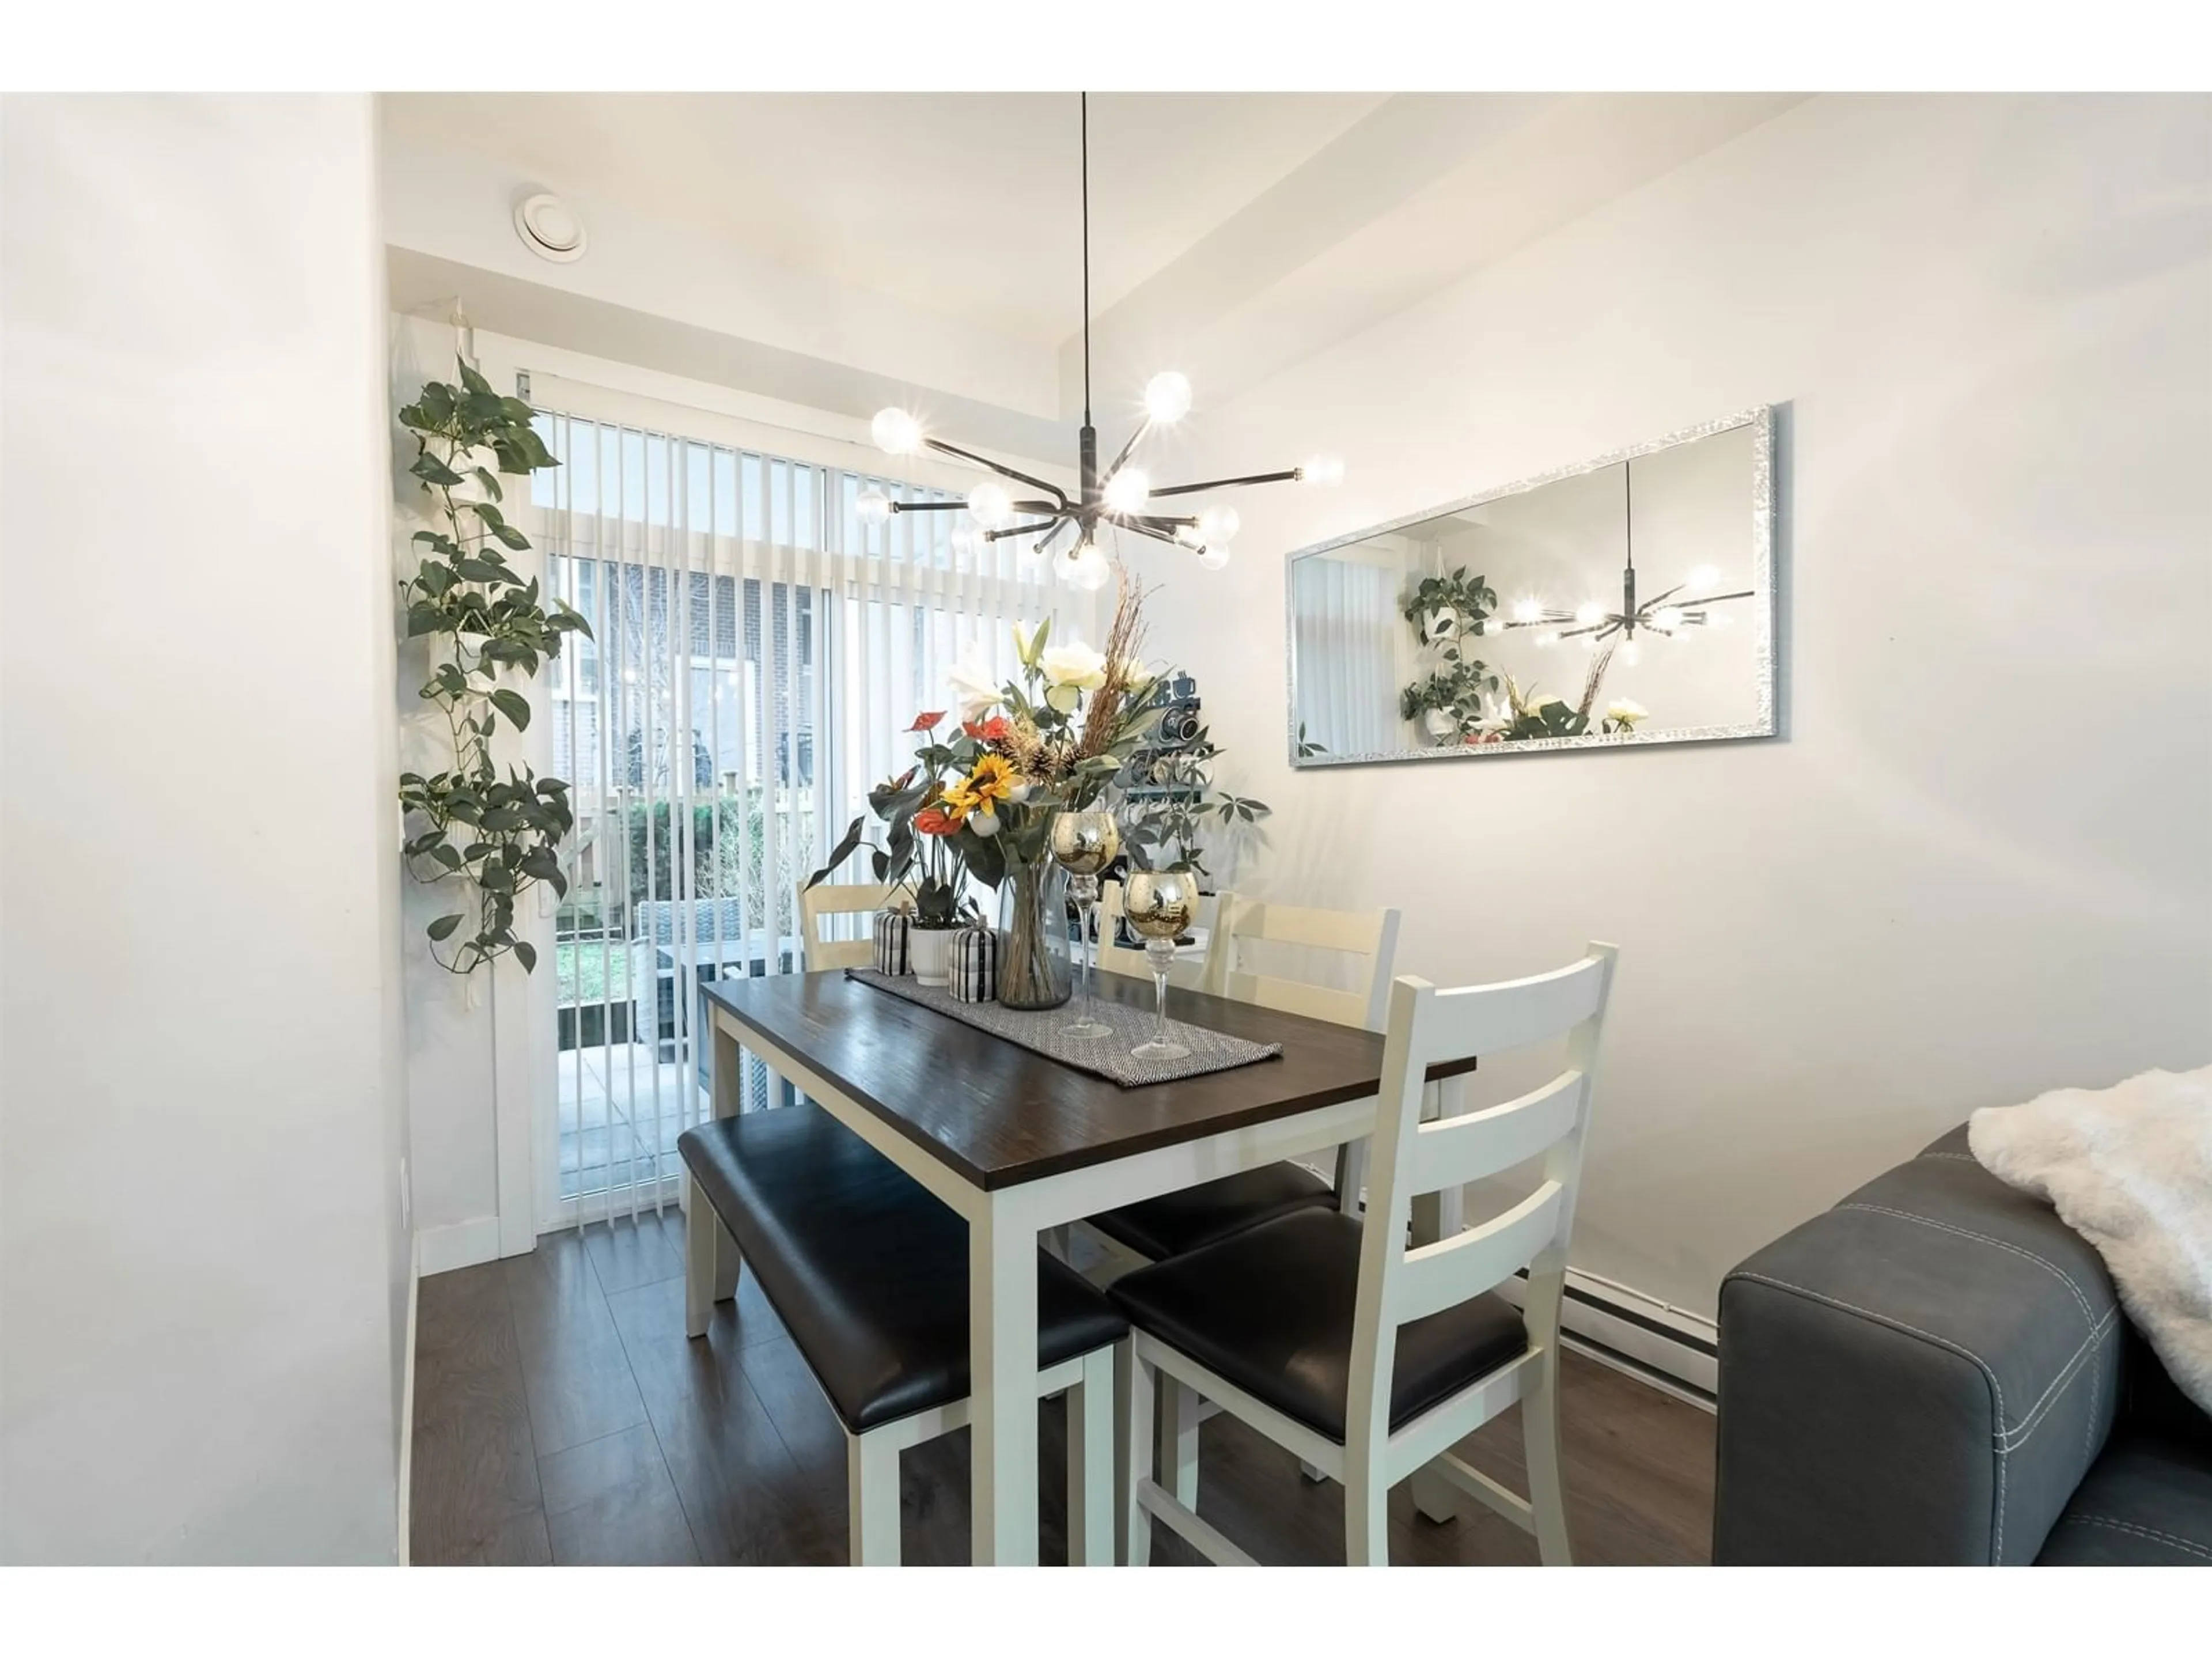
[
  {"left": 1080, "top": 896, "right": 1095, "bottom": 1025},
  {"left": 1153, "top": 965, "right": 1170, "bottom": 1047}
]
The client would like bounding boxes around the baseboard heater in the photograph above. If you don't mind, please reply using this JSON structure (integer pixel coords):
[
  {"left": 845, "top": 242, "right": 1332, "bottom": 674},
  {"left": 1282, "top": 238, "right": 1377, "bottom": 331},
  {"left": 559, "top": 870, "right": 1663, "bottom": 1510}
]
[{"left": 1494, "top": 1268, "right": 1717, "bottom": 1408}]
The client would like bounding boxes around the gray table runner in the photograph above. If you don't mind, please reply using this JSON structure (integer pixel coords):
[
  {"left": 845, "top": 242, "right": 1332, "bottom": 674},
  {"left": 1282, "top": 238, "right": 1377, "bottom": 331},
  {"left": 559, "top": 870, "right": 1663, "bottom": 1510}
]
[{"left": 846, "top": 969, "right": 1282, "bottom": 1088}]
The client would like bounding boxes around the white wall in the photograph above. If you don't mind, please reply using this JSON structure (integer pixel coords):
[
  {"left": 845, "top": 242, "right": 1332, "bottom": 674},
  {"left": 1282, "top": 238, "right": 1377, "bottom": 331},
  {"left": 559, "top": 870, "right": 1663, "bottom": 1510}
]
[
  {"left": 1130, "top": 93, "right": 2212, "bottom": 1318},
  {"left": 1, "top": 94, "right": 408, "bottom": 1562}
]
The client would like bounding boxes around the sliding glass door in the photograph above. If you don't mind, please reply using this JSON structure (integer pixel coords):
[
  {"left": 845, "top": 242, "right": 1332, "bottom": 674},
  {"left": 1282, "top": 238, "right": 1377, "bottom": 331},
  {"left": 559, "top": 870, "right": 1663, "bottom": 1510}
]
[{"left": 528, "top": 403, "right": 1071, "bottom": 1229}]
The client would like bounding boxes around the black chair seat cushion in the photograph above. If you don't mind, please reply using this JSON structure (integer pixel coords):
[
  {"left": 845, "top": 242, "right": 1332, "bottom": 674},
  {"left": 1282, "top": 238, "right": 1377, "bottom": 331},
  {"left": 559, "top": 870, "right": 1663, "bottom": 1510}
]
[
  {"left": 1108, "top": 1206, "right": 1527, "bottom": 1444},
  {"left": 677, "top": 1108, "right": 1125, "bottom": 1434},
  {"left": 1088, "top": 1164, "right": 1338, "bottom": 1260}
]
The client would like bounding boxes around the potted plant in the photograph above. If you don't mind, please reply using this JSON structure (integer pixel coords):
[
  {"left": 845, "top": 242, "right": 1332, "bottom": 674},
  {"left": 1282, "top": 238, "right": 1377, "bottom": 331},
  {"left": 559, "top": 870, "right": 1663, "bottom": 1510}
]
[{"left": 1398, "top": 566, "right": 1499, "bottom": 747}]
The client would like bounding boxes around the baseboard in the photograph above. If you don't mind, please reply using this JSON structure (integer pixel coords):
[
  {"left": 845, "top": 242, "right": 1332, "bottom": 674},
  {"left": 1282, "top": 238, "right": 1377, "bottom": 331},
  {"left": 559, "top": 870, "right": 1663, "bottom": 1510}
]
[
  {"left": 1496, "top": 1267, "right": 1717, "bottom": 1405},
  {"left": 416, "top": 1214, "right": 502, "bottom": 1277},
  {"left": 398, "top": 1231, "right": 421, "bottom": 1566}
]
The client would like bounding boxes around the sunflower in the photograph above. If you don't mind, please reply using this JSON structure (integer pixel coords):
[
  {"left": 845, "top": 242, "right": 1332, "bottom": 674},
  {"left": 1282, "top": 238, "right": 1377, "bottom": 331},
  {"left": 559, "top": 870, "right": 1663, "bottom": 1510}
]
[{"left": 940, "top": 752, "right": 1025, "bottom": 835}]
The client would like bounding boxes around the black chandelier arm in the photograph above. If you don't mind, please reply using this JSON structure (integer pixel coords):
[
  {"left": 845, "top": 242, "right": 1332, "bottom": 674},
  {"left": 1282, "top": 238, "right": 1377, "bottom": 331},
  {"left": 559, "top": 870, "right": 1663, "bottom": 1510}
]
[
  {"left": 921, "top": 437, "right": 1070, "bottom": 507},
  {"left": 1670, "top": 589, "right": 1758, "bottom": 607},
  {"left": 1131, "top": 512, "right": 1198, "bottom": 531},
  {"left": 884, "top": 499, "right": 968, "bottom": 513},
  {"left": 1098, "top": 421, "right": 1152, "bottom": 490},
  {"left": 1147, "top": 468, "right": 1304, "bottom": 499},
  {"left": 1118, "top": 519, "right": 1200, "bottom": 554},
  {"left": 984, "top": 518, "right": 1065, "bottom": 543},
  {"left": 1011, "top": 499, "right": 1064, "bottom": 516}
]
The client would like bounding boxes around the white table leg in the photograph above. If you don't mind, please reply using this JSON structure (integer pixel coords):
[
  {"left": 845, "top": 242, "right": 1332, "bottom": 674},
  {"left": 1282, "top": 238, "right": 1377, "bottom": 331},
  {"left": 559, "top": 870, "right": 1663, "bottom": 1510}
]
[
  {"left": 708, "top": 1017, "right": 743, "bottom": 1301},
  {"left": 969, "top": 1198, "right": 1040, "bottom": 1566}
]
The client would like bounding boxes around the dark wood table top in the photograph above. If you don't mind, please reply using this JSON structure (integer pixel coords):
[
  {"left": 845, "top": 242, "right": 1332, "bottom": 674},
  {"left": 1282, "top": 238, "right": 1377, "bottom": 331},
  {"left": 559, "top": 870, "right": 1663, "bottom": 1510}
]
[{"left": 702, "top": 968, "right": 1461, "bottom": 1191}]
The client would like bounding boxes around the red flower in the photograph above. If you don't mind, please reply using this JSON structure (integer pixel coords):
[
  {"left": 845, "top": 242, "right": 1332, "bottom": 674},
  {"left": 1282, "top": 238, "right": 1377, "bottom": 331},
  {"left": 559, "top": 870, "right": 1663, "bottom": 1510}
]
[
  {"left": 907, "top": 710, "right": 946, "bottom": 733},
  {"left": 913, "top": 806, "right": 958, "bottom": 836},
  {"left": 961, "top": 715, "right": 1010, "bottom": 743}
]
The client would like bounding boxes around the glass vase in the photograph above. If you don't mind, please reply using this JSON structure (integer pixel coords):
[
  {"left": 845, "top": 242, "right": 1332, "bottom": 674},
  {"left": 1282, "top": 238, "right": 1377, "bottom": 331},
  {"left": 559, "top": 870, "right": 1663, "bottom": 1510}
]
[{"left": 997, "top": 850, "right": 1072, "bottom": 1011}]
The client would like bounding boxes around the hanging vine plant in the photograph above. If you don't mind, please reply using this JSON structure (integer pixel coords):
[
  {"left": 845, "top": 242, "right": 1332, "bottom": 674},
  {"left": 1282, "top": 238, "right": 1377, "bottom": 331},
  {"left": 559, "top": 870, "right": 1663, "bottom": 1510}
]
[{"left": 395, "top": 361, "right": 590, "bottom": 974}]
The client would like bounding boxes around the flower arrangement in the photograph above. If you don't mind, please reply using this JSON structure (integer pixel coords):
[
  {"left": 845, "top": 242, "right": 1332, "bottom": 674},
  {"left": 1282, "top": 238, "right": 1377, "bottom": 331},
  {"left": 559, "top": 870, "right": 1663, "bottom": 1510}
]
[{"left": 806, "top": 569, "right": 1161, "bottom": 905}]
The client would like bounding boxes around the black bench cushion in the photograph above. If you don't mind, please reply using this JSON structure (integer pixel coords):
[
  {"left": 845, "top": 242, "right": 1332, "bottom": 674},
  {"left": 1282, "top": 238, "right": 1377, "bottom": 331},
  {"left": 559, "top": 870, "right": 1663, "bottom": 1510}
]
[
  {"left": 1108, "top": 1206, "right": 1527, "bottom": 1443},
  {"left": 1087, "top": 1164, "right": 1337, "bottom": 1260},
  {"left": 678, "top": 1108, "right": 1126, "bottom": 1434}
]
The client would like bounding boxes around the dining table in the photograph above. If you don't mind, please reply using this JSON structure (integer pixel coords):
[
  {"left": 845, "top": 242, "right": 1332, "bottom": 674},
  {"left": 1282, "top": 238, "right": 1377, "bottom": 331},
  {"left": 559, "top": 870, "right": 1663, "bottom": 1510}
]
[{"left": 700, "top": 964, "right": 1472, "bottom": 1566}]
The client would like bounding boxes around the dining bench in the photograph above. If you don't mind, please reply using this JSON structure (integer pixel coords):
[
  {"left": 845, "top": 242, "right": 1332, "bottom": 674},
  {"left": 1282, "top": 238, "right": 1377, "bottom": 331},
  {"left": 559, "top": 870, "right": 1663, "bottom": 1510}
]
[{"left": 677, "top": 1104, "right": 1125, "bottom": 1565}]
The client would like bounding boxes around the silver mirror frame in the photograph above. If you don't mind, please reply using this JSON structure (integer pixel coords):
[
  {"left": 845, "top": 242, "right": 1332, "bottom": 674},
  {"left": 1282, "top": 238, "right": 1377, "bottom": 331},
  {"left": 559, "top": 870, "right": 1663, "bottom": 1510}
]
[{"left": 1285, "top": 406, "right": 1775, "bottom": 768}]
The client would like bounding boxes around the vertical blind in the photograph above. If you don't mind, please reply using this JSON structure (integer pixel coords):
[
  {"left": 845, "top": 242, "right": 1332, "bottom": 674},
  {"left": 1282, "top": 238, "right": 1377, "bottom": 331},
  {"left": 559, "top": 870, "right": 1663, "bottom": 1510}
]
[{"left": 527, "top": 403, "right": 1093, "bottom": 1228}]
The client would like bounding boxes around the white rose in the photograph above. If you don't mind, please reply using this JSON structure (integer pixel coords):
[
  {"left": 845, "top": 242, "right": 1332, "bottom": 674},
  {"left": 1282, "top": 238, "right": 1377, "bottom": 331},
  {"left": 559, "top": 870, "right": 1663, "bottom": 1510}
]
[
  {"left": 946, "top": 656, "right": 1001, "bottom": 721},
  {"left": 1039, "top": 642, "right": 1108, "bottom": 690},
  {"left": 1605, "top": 698, "right": 1647, "bottom": 724},
  {"left": 1045, "top": 683, "right": 1082, "bottom": 714}
]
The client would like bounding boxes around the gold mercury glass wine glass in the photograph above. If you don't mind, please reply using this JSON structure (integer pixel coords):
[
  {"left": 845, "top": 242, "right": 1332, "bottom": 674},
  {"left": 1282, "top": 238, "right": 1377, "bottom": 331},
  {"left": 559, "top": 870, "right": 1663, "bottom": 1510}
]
[
  {"left": 1123, "top": 869, "right": 1198, "bottom": 1062},
  {"left": 1049, "top": 809, "right": 1120, "bottom": 1039}
]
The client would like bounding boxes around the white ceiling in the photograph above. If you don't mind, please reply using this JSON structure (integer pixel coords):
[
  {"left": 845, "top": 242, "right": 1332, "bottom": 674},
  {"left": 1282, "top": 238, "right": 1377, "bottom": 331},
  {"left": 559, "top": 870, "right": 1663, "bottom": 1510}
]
[
  {"left": 380, "top": 92, "right": 1809, "bottom": 458},
  {"left": 381, "top": 92, "right": 1388, "bottom": 345}
]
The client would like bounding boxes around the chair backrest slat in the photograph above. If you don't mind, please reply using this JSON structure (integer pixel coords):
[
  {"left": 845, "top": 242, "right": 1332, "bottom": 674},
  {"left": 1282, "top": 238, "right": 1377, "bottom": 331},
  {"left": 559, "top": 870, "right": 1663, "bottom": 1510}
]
[
  {"left": 1206, "top": 892, "right": 1403, "bottom": 1032},
  {"left": 1390, "top": 1180, "right": 1566, "bottom": 1327},
  {"left": 800, "top": 883, "right": 891, "bottom": 972},
  {"left": 1342, "top": 941, "right": 1617, "bottom": 1471},
  {"left": 1407, "top": 1069, "right": 1589, "bottom": 1196}
]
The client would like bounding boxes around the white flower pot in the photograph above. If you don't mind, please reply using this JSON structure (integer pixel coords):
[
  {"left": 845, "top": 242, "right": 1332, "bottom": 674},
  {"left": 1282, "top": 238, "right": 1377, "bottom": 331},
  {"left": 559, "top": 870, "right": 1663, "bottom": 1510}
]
[
  {"left": 910, "top": 925, "right": 956, "bottom": 987},
  {"left": 1422, "top": 708, "right": 1457, "bottom": 740}
]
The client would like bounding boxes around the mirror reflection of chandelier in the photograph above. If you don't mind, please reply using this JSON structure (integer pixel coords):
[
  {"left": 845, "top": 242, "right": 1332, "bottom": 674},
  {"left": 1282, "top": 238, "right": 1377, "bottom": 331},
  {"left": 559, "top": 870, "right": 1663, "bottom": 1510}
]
[
  {"left": 1500, "top": 457, "right": 1756, "bottom": 667},
  {"left": 858, "top": 93, "right": 1342, "bottom": 591}
]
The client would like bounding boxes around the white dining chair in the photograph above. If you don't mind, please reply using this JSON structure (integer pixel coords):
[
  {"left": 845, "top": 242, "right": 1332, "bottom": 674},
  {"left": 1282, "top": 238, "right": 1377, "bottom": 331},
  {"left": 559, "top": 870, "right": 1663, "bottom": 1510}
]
[
  {"left": 800, "top": 881, "right": 892, "bottom": 972},
  {"left": 1111, "top": 942, "right": 1619, "bottom": 1566},
  {"left": 1081, "top": 888, "right": 1402, "bottom": 1274}
]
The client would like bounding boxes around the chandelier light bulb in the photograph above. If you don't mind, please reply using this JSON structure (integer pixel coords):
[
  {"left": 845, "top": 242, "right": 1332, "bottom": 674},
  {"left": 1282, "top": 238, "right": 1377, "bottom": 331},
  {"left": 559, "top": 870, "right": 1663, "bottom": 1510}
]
[
  {"left": 1196, "top": 543, "right": 1230, "bottom": 571},
  {"left": 1298, "top": 454, "right": 1345, "bottom": 488},
  {"left": 1173, "top": 522, "right": 1204, "bottom": 546},
  {"left": 1535, "top": 631, "right": 1560, "bottom": 649},
  {"left": 1069, "top": 540, "right": 1112, "bottom": 591},
  {"left": 1653, "top": 605, "right": 1684, "bottom": 632},
  {"left": 1102, "top": 467, "right": 1151, "bottom": 514},
  {"left": 856, "top": 488, "right": 893, "bottom": 525},
  {"left": 1016, "top": 535, "right": 1048, "bottom": 567},
  {"left": 1574, "top": 601, "right": 1605, "bottom": 627},
  {"left": 1513, "top": 597, "right": 1544, "bottom": 624},
  {"left": 967, "top": 480, "right": 1012, "bottom": 528},
  {"left": 1196, "top": 505, "right": 1241, "bottom": 544},
  {"left": 1143, "top": 371, "right": 1193, "bottom": 424},
  {"left": 870, "top": 407, "right": 923, "bottom": 455},
  {"left": 1688, "top": 563, "right": 1721, "bottom": 592},
  {"left": 1580, "top": 632, "right": 1600, "bottom": 652},
  {"left": 1620, "top": 641, "right": 1643, "bottom": 667}
]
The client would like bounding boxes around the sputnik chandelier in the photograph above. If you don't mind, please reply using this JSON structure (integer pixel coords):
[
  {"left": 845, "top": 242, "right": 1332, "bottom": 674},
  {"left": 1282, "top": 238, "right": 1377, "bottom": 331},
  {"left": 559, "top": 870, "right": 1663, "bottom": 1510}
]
[
  {"left": 857, "top": 93, "right": 1342, "bottom": 590},
  {"left": 1499, "top": 457, "right": 1755, "bottom": 667}
]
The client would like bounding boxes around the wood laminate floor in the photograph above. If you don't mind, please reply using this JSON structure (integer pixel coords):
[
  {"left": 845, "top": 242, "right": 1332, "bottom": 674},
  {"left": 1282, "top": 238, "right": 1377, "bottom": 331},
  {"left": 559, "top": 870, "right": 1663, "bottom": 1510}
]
[{"left": 410, "top": 1211, "right": 1716, "bottom": 1566}]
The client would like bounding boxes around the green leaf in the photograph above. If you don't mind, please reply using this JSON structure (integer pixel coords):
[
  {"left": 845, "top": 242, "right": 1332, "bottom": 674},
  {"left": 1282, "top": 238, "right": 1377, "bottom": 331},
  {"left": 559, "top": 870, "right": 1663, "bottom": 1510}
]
[
  {"left": 489, "top": 689, "right": 531, "bottom": 731},
  {"left": 410, "top": 452, "right": 464, "bottom": 487},
  {"left": 472, "top": 467, "right": 503, "bottom": 503},
  {"left": 514, "top": 941, "right": 537, "bottom": 974},
  {"left": 427, "top": 913, "right": 464, "bottom": 941},
  {"left": 457, "top": 361, "right": 494, "bottom": 397}
]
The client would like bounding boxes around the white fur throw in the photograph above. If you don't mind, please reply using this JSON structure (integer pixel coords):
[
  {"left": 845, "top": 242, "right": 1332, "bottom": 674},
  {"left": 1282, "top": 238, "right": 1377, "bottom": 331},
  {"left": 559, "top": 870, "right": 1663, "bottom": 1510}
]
[{"left": 1969, "top": 1066, "right": 2212, "bottom": 1416}]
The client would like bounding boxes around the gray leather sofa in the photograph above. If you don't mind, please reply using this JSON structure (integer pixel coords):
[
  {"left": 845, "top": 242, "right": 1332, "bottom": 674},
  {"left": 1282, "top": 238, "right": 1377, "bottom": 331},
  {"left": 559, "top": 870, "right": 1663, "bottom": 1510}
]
[{"left": 1714, "top": 1126, "right": 2212, "bottom": 1565}]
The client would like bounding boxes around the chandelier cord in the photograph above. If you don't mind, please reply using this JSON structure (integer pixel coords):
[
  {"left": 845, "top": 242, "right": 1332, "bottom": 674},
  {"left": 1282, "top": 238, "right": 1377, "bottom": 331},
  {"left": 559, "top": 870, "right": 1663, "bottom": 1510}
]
[
  {"left": 1623, "top": 458, "right": 1634, "bottom": 574},
  {"left": 1080, "top": 90, "right": 1092, "bottom": 427}
]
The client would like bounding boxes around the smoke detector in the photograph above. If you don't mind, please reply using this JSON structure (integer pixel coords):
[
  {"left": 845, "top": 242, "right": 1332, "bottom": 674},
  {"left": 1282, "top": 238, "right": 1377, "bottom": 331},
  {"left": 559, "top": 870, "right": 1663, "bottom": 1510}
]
[{"left": 513, "top": 192, "right": 587, "bottom": 263}]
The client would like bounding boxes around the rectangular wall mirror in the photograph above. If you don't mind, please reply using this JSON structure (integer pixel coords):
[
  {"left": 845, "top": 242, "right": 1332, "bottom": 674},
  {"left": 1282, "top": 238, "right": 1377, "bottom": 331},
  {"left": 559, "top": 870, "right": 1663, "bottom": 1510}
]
[{"left": 1287, "top": 407, "right": 1775, "bottom": 767}]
